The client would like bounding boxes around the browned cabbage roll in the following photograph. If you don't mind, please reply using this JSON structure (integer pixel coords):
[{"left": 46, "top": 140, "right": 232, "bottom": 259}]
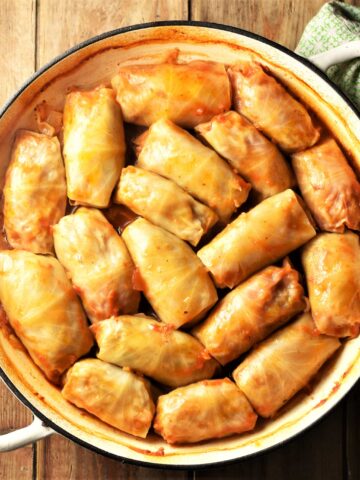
[
  {"left": 0, "top": 250, "right": 93, "bottom": 383},
  {"left": 302, "top": 232, "right": 360, "bottom": 337},
  {"left": 62, "top": 359, "right": 155, "bottom": 438},
  {"left": 233, "top": 313, "right": 340, "bottom": 417},
  {"left": 4, "top": 130, "right": 66, "bottom": 254},
  {"left": 195, "top": 111, "right": 295, "bottom": 200},
  {"left": 228, "top": 62, "right": 319, "bottom": 153},
  {"left": 53, "top": 208, "right": 139, "bottom": 323},
  {"left": 111, "top": 59, "right": 231, "bottom": 128},
  {"left": 154, "top": 378, "right": 257, "bottom": 444},
  {"left": 63, "top": 86, "right": 125, "bottom": 207},
  {"left": 115, "top": 166, "right": 218, "bottom": 246},
  {"left": 198, "top": 189, "right": 316, "bottom": 288},
  {"left": 292, "top": 138, "right": 360, "bottom": 232},
  {"left": 136, "top": 119, "right": 250, "bottom": 222},
  {"left": 122, "top": 218, "right": 217, "bottom": 328},
  {"left": 91, "top": 315, "right": 218, "bottom": 387},
  {"left": 192, "top": 262, "right": 305, "bottom": 365}
]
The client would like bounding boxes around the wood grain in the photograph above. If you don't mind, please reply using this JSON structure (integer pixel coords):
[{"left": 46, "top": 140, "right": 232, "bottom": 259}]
[
  {"left": 346, "top": 381, "right": 360, "bottom": 480},
  {"left": 36, "top": 0, "right": 188, "bottom": 67},
  {"left": 195, "top": 401, "right": 345, "bottom": 480},
  {"left": 0, "top": 0, "right": 36, "bottom": 105},
  {"left": 191, "top": 0, "right": 328, "bottom": 49},
  {"left": 0, "top": 1, "right": 36, "bottom": 478}
]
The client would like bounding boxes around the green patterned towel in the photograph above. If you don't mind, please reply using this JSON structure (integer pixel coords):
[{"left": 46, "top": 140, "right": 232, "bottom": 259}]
[{"left": 296, "top": 1, "right": 360, "bottom": 109}]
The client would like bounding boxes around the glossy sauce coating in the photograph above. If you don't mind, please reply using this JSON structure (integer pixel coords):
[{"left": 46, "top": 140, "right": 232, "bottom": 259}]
[
  {"left": 136, "top": 119, "right": 250, "bottom": 222},
  {"left": 122, "top": 218, "right": 218, "bottom": 328},
  {"left": 92, "top": 315, "right": 218, "bottom": 387},
  {"left": 228, "top": 62, "right": 319, "bottom": 153},
  {"left": 292, "top": 138, "right": 360, "bottom": 232},
  {"left": 196, "top": 110, "right": 295, "bottom": 200},
  {"left": 302, "top": 232, "right": 360, "bottom": 337},
  {"left": 197, "top": 189, "right": 316, "bottom": 288},
  {"left": 115, "top": 166, "right": 218, "bottom": 246},
  {"left": 192, "top": 262, "right": 305, "bottom": 365},
  {"left": 233, "top": 313, "right": 340, "bottom": 417},
  {"left": 111, "top": 59, "right": 231, "bottom": 128},
  {"left": 154, "top": 378, "right": 257, "bottom": 444}
]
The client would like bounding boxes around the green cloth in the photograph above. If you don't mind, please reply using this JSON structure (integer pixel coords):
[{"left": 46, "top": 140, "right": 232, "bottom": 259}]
[{"left": 296, "top": 1, "right": 360, "bottom": 109}]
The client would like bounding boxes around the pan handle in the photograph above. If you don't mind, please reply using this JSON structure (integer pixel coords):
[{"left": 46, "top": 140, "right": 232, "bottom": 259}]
[
  {"left": 0, "top": 414, "right": 54, "bottom": 452},
  {"left": 308, "top": 40, "right": 360, "bottom": 72}
]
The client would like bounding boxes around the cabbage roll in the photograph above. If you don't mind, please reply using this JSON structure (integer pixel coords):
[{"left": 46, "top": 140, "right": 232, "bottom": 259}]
[
  {"left": 198, "top": 189, "right": 316, "bottom": 288},
  {"left": 233, "top": 313, "right": 340, "bottom": 417},
  {"left": 302, "top": 232, "right": 360, "bottom": 337},
  {"left": 192, "top": 262, "right": 305, "bottom": 365},
  {"left": 136, "top": 119, "right": 250, "bottom": 222},
  {"left": 4, "top": 130, "right": 66, "bottom": 254},
  {"left": 53, "top": 208, "right": 139, "bottom": 323},
  {"left": 115, "top": 166, "right": 218, "bottom": 246},
  {"left": 154, "top": 378, "right": 257, "bottom": 444},
  {"left": 62, "top": 359, "right": 155, "bottom": 438},
  {"left": 228, "top": 62, "right": 319, "bottom": 153},
  {"left": 292, "top": 138, "right": 360, "bottom": 232},
  {"left": 63, "top": 86, "right": 125, "bottom": 207},
  {"left": 122, "top": 218, "right": 217, "bottom": 328},
  {"left": 111, "top": 59, "right": 231, "bottom": 128},
  {"left": 195, "top": 111, "right": 295, "bottom": 200},
  {"left": 0, "top": 250, "right": 93, "bottom": 383},
  {"left": 91, "top": 315, "right": 218, "bottom": 387}
]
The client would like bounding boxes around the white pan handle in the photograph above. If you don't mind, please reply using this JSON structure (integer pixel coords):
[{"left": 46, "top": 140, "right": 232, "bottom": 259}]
[
  {"left": 308, "top": 40, "right": 360, "bottom": 72},
  {"left": 0, "top": 414, "right": 54, "bottom": 452}
]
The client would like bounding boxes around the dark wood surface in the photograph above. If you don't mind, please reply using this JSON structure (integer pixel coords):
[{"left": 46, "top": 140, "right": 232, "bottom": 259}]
[{"left": 0, "top": 1, "right": 359, "bottom": 478}]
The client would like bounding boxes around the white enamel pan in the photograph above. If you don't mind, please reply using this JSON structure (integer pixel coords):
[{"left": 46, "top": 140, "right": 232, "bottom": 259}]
[{"left": 0, "top": 22, "right": 359, "bottom": 469}]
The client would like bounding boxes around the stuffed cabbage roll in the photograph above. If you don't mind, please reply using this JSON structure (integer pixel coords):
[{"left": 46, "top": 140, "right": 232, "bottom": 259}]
[
  {"left": 292, "top": 138, "right": 360, "bottom": 232},
  {"left": 195, "top": 111, "right": 295, "bottom": 200},
  {"left": 115, "top": 166, "right": 218, "bottom": 246},
  {"left": 198, "top": 189, "right": 316, "bottom": 288},
  {"left": 233, "top": 313, "right": 340, "bottom": 417},
  {"left": 228, "top": 62, "right": 319, "bottom": 153},
  {"left": 122, "top": 218, "right": 217, "bottom": 328},
  {"left": 111, "top": 59, "right": 231, "bottom": 128},
  {"left": 136, "top": 119, "right": 250, "bottom": 222},
  {"left": 4, "top": 130, "right": 66, "bottom": 254},
  {"left": 192, "top": 262, "right": 305, "bottom": 365},
  {"left": 63, "top": 86, "right": 125, "bottom": 208},
  {"left": 53, "top": 208, "right": 139, "bottom": 323},
  {"left": 154, "top": 378, "right": 257, "bottom": 444},
  {"left": 62, "top": 359, "right": 155, "bottom": 438},
  {"left": 0, "top": 250, "right": 93, "bottom": 383},
  {"left": 302, "top": 232, "right": 360, "bottom": 337},
  {"left": 91, "top": 315, "right": 218, "bottom": 387}
]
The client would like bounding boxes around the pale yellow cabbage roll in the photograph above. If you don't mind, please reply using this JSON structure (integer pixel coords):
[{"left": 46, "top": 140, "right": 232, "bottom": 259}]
[
  {"left": 4, "top": 130, "right": 66, "bottom": 254},
  {"left": 53, "top": 208, "right": 139, "bottom": 323},
  {"left": 233, "top": 313, "right": 340, "bottom": 417},
  {"left": 192, "top": 262, "right": 305, "bottom": 365},
  {"left": 62, "top": 359, "right": 155, "bottom": 438},
  {"left": 115, "top": 166, "right": 218, "bottom": 246},
  {"left": 195, "top": 111, "right": 295, "bottom": 200},
  {"left": 136, "top": 119, "right": 250, "bottom": 222},
  {"left": 111, "top": 59, "right": 231, "bottom": 128},
  {"left": 292, "top": 138, "right": 360, "bottom": 232},
  {"left": 63, "top": 86, "right": 125, "bottom": 207},
  {"left": 154, "top": 378, "right": 257, "bottom": 444},
  {"left": 91, "top": 315, "right": 218, "bottom": 387},
  {"left": 228, "top": 62, "right": 319, "bottom": 153},
  {"left": 302, "top": 232, "right": 360, "bottom": 337},
  {"left": 0, "top": 250, "right": 93, "bottom": 383},
  {"left": 198, "top": 189, "right": 316, "bottom": 288},
  {"left": 122, "top": 218, "right": 218, "bottom": 328}
]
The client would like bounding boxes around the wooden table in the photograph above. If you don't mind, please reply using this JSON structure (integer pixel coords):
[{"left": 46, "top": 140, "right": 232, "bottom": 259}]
[{"left": 0, "top": 1, "right": 359, "bottom": 478}]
